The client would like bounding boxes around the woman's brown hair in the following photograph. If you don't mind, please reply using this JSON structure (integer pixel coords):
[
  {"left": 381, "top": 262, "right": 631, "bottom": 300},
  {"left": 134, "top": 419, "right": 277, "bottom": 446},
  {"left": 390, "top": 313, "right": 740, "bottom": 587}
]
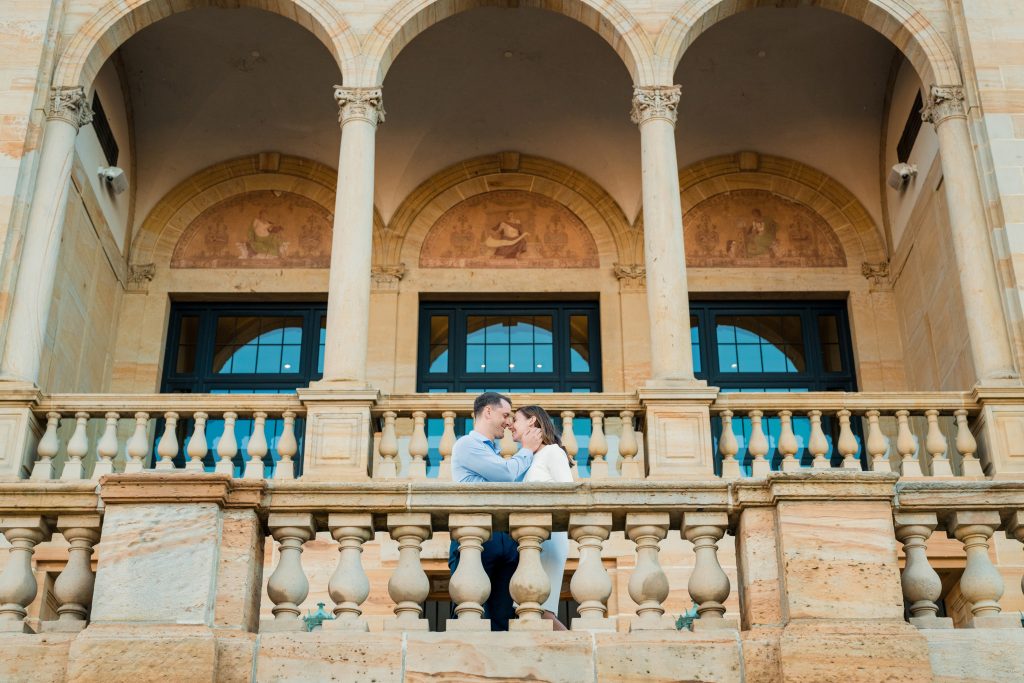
[{"left": 516, "top": 405, "right": 574, "bottom": 465}]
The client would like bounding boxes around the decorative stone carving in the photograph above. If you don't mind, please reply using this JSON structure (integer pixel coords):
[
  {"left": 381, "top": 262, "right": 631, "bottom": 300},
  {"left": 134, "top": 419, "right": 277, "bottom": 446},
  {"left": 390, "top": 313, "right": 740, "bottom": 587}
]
[
  {"left": 334, "top": 86, "right": 385, "bottom": 126},
  {"left": 371, "top": 263, "right": 406, "bottom": 290},
  {"left": 171, "top": 191, "right": 333, "bottom": 269},
  {"left": 630, "top": 85, "right": 681, "bottom": 126},
  {"left": 47, "top": 87, "right": 93, "bottom": 128},
  {"left": 613, "top": 263, "right": 645, "bottom": 290},
  {"left": 921, "top": 85, "right": 966, "bottom": 125},
  {"left": 127, "top": 263, "right": 155, "bottom": 290},
  {"left": 684, "top": 190, "right": 846, "bottom": 267},
  {"left": 861, "top": 261, "right": 891, "bottom": 288},
  {"left": 420, "top": 190, "right": 598, "bottom": 269}
]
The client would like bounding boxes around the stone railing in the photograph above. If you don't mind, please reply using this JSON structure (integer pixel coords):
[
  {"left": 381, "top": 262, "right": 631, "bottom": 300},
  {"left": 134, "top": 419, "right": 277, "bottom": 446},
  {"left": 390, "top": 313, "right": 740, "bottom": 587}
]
[
  {"left": 371, "top": 393, "right": 644, "bottom": 479},
  {"left": 711, "top": 391, "right": 981, "bottom": 478},
  {"left": 29, "top": 394, "right": 305, "bottom": 481}
]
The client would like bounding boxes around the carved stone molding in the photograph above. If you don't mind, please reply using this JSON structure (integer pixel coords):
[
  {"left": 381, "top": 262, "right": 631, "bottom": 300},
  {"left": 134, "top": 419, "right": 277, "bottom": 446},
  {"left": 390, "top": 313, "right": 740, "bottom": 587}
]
[
  {"left": 614, "top": 262, "right": 646, "bottom": 291},
  {"left": 861, "top": 261, "right": 892, "bottom": 290},
  {"left": 127, "top": 263, "right": 156, "bottom": 291},
  {"left": 48, "top": 87, "right": 93, "bottom": 129},
  {"left": 371, "top": 263, "right": 406, "bottom": 290},
  {"left": 630, "top": 86, "right": 681, "bottom": 126},
  {"left": 921, "top": 85, "right": 966, "bottom": 125},
  {"left": 334, "top": 86, "right": 385, "bottom": 127}
]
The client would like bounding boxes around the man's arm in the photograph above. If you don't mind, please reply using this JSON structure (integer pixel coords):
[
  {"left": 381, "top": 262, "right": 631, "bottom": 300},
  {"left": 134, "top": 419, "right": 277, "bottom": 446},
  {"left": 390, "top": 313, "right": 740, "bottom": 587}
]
[{"left": 453, "top": 438, "right": 534, "bottom": 483}]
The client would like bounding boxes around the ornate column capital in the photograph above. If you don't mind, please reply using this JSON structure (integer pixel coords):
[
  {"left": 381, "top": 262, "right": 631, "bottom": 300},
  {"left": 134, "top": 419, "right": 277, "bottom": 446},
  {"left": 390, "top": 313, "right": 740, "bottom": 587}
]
[
  {"left": 630, "top": 85, "right": 681, "bottom": 126},
  {"left": 613, "top": 262, "right": 646, "bottom": 291},
  {"left": 371, "top": 263, "right": 406, "bottom": 291},
  {"left": 921, "top": 85, "right": 966, "bottom": 125},
  {"left": 861, "top": 261, "right": 892, "bottom": 290},
  {"left": 334, "top": 86, "right": 385, "bottom": 127},
  {"left": 47, "top": 86, "right": 93, "bottom": 129}
]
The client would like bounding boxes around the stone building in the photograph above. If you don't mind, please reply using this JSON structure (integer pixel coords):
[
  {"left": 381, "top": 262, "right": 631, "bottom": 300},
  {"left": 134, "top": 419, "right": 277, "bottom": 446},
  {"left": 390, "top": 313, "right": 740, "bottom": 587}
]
[{"left": 1, "top": 0, "right": 1024, "bottom": 680}]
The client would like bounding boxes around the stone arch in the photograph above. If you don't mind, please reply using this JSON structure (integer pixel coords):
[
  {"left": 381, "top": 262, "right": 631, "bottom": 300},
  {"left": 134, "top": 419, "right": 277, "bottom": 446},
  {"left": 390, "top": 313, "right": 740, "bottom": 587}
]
[
  {"left": 132, "top": 153, "right": 384, "bottom": 269},
  {"left": 385, "top": 153, "right": 634, "bottom": 270},
  {"left": 356, "top": 0, "right": 655, "bottom": 87},
  {"left": 53, "top": 0, "right": 359, "bottom": 90},
  {"left": 665, "top": 152, "right": 886, "bottom": 268},
  {"left": 653, "top": 0, "right": 961, "bottom": 87}
]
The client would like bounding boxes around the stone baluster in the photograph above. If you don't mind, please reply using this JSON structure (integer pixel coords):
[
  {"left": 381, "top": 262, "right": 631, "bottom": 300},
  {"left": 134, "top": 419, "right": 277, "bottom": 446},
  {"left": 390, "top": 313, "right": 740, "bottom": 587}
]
[
  {"left": 837, "top": 409, "right": 860, "bottom": 470},
  {"left": 377, "top": 411, "right": 399, "bottom": 479},
  {"left": 275, "top": 411, "right": 298, "bottom": 480},
  {"left": 408, "top": 410, "right": 429, "bottom": 480},
  {"left": 509, "top": 513, "right": 553, "bottom": 630},
  {"left": 93, "top": 412, "right": 120, "bottom": 478},
  {"left": 896, "top": 409, "right": 923, "bottom": 477},
  {"left": 808, "top": 409, "right": 830, "bottom": 469},
  {"left": 124, "top": 412, "right": 150, "bottom": 473},
  {"left": 0, "top": 516, "right": 51, "bottom": 632},
  {"left": 43, "top": 515, "right": 101, "bottom": 632},
  {"left": 385, "top": 513, "right": 431, "bottom": 631},
  {"left": 569, "top": 513, "right": 613, "bottom": 631},
  {"left": 216, "top": 411, "right": 238, "bottom": 476},
  {"left": 954, "top": 409, "right": 984, "bottom": 478},
  {"left": 893, "top": 513, "right": 952, "bottom": 629},
  {"left": 561, "top": 412, "right": 579, "bottom": 479},
  {"left": 499, "top": 427, "right": 517, "bottom": 457},
  {"left": 588, "top": 411, "right": 609, "bottom": 479},
  {"left": 748, "top": 410, "right": 770, "bottom": 477},
  {"left": 32, "top": 412, "right": 60, "bottom": 480},
  {"left": 324, "top": 513, "right": 373, "bottom": 631},
  {"left": 777, "top": 410, "right": 800, "bottom": 472},
  {"left": 61, "top": 412, "right": 89, "bottom": 480},
  {"left": 924, "top": 409, "right": 953, "bottom": 477},
  {"left": 617, "top": 410, "right": 641, "bottom": 479},
  {"left": 438, "top": 410, "right": 457, "bottom": 480},
  {"left": 626, "top": 512, "right": 674, "bottom": 630},
  {"left": 156, "top": 412, "right": 179, "bottom": 470},
  {"left": 949, "top": 511, "right": 1018, "bottom": 628},
  {"left": 865, "top": 410, "right": 890, "bottom": 473},
  {"left": 244, "top": 411, "right": 268, "bottom": 480},
  {"left": 186, "top": 412, "right": 208, "bottom": 471},
  {"left": 264, "top": 513, "right": 316, "bottom": 631},
  {"left": 1007, "top": 511, "right": 1024, "bottom": 599},
  {"left": 719, "top": 410, "right": 741, "bottom": 479},
  {"left": 447, "top": 514, "right": 492, "bottom": 631},
  {"left": 684, "top": 512, "right": 736, "bottom": 630}
]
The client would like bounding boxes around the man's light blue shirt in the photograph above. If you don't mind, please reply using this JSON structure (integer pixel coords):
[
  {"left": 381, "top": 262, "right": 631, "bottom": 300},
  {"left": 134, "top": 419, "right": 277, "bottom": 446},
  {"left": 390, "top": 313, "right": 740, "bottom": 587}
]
[{"left": 451, "top": 430, "right": 534, "bottom": 483}]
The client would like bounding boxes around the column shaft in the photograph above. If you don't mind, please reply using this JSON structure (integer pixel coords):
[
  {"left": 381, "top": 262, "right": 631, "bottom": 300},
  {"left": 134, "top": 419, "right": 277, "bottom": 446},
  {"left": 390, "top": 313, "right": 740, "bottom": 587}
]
[
  {"left": 322, "top": 87, "right": 383, "bottom": 385},
  {"left": 632, "top": 86, "right": 694, "bottom": 383}
]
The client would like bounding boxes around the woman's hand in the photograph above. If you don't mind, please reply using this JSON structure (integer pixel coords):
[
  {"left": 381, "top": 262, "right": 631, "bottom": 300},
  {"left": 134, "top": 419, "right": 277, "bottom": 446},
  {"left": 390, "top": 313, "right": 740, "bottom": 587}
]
[{"left": 521, "top": 426, "right": 544, "bottom": 453}]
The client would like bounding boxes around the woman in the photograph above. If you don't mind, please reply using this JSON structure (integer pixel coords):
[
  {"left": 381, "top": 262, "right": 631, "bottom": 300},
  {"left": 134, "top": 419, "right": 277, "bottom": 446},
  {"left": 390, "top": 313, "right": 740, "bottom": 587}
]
[{"left": 511, "top": 405, "right": 574, "bottom": 631}]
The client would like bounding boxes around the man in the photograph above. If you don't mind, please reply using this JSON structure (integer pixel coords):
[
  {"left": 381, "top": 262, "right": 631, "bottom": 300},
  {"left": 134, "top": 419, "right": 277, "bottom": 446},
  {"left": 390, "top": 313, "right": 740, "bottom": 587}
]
[{"left": 449, "top": 391, "right": 542, "bottom": 630}]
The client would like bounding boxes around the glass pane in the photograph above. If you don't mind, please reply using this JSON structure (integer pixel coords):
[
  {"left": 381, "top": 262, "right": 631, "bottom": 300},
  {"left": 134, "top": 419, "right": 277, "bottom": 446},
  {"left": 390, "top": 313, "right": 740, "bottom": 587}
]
[
  {"left": 533, "top": 316, "right": 553, "bottom": 343},
  {"left": 466, "top": 316, "right": 487, "bottom": 343},
  {"left": 429, "top": 347, "right": 449, "bottom": 373},
  {"left": 212, "top": 316, "right": 302, "bottom": 375},
  {"left": 466, "top": 345, "right": 485, "bottom": 372},
  {"left": 281, "top": 345, "right": 301, "bottom": 372},
  {"left": 535, "top": 344, "right": 553, "bottom": 371},
  {"left": 486, "top": 345, "right": 509, "bottom": 372},
  {"left": 715, "top": 316, "right": 805, "bottom": 374},
  {"left": 819, "top": 315, "right": 844, "bottom": 372},
  {"left": 256, "top": 345, "right": 283, "bottom": 373},
  {"left": 176, "top": 316, "right": 199, "bottom": 373},
  {"left": 429, "top": 316, "right": 449, "bottom": 373},
  {"left": 510, "top": 345, "right": 532, "bottom": 373},
  {"left": 486, "top": 316, "right": 510, "bottom": 343},
  {"left": 509, "top": 316, "right": 534, "bottom": 343},
  {"left": 690, "top": 315, "right": 700, "bottom": 374},
  {"left": 317, "top": 317, "right": 326, "bottom": 374},
  {"left": 569, "top": 315, "right": 589, "bottom": 372}
]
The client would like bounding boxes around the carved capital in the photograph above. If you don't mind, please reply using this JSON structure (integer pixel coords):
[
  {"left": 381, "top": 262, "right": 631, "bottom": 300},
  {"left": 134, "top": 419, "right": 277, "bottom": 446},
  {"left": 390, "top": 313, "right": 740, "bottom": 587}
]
[
  {"left": 630, "top": 86, "right": 681, "bottom": 126},
  {"left": 861, "top": 261, "right": 891, "bottom": 288},
  {"left": 334, "top": 86, "right": 385, "bottom": 126},
  {"left": 614, "top": 262, "right": 646, "bottom": 291},
  {"left": 371, "top": 263, "right": 406, "bottom": 290},
  {"left": 127, "top": 263, "right": 156, "bottom": 291},
  {"left": 48, "top": 87, "right": 93, "bottom": 129},
  {"left": 921, "top": 85, "right": 966, "bottom": 125}
]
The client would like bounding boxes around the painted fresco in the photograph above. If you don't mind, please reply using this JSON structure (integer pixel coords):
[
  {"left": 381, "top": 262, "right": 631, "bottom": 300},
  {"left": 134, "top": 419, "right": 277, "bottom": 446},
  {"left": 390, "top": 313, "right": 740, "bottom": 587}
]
[
  {"left": 684, "top": 190, "right": 846, "bottom": 267},
  {"left": 419, "top": 190, "right": 599, "bottom": 268},
  {"left": 171, "top": 190, "right": 332, "bottom": 268}
]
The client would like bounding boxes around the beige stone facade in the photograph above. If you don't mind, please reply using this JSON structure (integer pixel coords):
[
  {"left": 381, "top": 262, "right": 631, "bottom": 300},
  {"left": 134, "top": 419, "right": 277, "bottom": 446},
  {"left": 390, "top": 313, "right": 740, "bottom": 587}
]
[{"left": 3, "top": 0, "right": 1024, "bottom": 680}]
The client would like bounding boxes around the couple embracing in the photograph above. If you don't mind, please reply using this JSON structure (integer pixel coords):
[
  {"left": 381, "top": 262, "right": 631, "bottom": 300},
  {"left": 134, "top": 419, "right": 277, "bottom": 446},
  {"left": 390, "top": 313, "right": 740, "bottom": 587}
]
[{"left": 448, "top": 391, "right": 574, "bottom": 631}]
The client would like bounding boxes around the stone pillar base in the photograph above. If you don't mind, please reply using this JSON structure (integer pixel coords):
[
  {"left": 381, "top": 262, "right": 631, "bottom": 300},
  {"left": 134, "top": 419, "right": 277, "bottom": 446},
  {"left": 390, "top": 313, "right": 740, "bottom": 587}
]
[
  {"left": 909, "top": 615, "right": 954, "bottom": 629},
  {"left": 638, "top": 388, "right": 717, "bottom": 479},
  {"left": 67, "top": 624, "right": 218, "bottom": 682},
  {"left": 967, "top": 614, "right": 1023, "bottom": 629},
  {"left": 297, "top": 388, "right": 378, "bottom": 481},
  {"left": 0, "top": 385, "right": 42, "bottom": 481},
  {"left": 779, "top": 621, "right": 931, "bottom": 683},
  {"left": 972, "top": 387, "right": 1024, "bottom": 478}
]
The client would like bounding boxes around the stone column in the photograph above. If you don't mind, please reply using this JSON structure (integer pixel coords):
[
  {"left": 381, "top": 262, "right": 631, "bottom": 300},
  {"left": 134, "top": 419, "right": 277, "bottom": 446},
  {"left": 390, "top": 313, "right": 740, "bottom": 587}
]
[
  {"left": 321, "top": 86, "right": 384, "bottom": 387},
  {"left": 0, "top": 515, "right": 51, "bottom": 632},
  {"left": 923, "top": 85, "right": 1016, "bottom": 383},
  {"left": 631, "top": 85, "right": 694, "bottom": 385},
  {"left": 1, "top": 87, "right": 92, "bottom": 385}
]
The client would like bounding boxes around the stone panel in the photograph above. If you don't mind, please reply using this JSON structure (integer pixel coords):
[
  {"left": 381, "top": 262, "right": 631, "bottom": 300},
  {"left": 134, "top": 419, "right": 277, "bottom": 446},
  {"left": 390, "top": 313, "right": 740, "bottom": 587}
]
[
  {"left": 67, "top": 624, "right": 218, "bottom": 683},
  {"left": 924, "top": 628, "right": 1024, "bottom": 683},
  {"left": 779, "top": 622, "right": 931, "bottom": 683},
  {"left": 0, "top": 632, "right": 74, "bottom": 683},
  {"left": 594, "top": 631, "right": 743, "bottom": 683},
  {"left": 255, "top": 631, "right": 402, "bottom": 682}
]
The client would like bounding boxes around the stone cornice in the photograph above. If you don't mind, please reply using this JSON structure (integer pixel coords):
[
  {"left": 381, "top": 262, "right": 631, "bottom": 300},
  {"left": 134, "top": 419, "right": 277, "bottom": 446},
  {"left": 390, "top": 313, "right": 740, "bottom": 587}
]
[
  {"left": 98, "top": 473, "right": 265, "bottom": 509},
  {"left": 334, "top": 86, "right": 385, "bottom": 127},
  {"left": 921, "top": 84, "right": 966, "bottom": 126},
  {"left": 47, "top": 86, "right": 93, "bottom": 129},
  {"left": 0, "top": 482, "right": 100, "bottom": 516},
  {"left": 630, "top": 85, "right": 681, "bottom": 126}
]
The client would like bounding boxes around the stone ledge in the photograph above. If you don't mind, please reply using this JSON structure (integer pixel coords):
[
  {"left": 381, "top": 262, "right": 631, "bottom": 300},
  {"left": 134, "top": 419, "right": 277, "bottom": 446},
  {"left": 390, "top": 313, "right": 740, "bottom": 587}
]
[{"left": 98, "top": 473, "right": 265, "bottom": 508}]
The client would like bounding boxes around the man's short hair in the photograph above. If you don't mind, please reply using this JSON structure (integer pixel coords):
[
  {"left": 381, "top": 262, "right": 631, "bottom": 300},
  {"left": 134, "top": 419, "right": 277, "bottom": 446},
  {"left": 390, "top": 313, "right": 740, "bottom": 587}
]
[{"left": 474, "top": 391, "right": 511, "bottom": 417}]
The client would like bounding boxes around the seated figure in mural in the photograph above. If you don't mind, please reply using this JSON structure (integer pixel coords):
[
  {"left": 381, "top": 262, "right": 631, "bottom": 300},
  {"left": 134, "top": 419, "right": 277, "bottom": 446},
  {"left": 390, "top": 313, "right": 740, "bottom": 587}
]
[
  {"left": 513, "top": 405, "right": 573, "bottom": 631},
  {"left": 245, "top": 209, "right": 284, "bottom": 258},
  {"left": 485, "top": 211, "right": 529, "bottom": 258}
]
